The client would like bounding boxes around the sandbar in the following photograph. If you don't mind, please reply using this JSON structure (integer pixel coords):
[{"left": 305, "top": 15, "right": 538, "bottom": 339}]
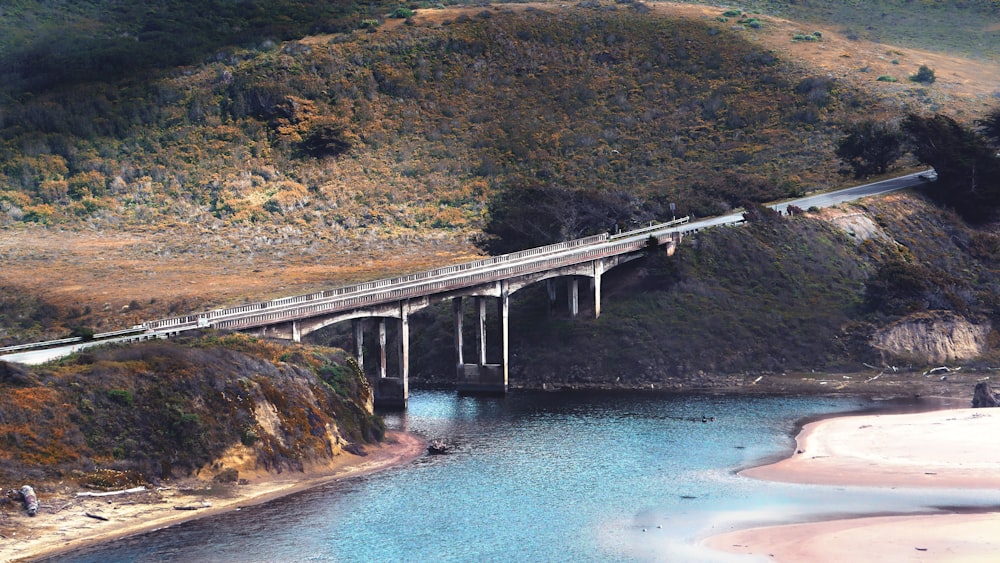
[
  {"left": 706, "top": 408, "right": 1000, "bottom": 562},
  {"left": 0, "top": 431, "right": 425, "bottom": 562}
]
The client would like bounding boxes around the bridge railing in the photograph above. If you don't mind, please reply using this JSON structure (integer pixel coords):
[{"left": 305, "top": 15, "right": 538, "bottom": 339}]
[
  {"left": 609, "top": 216, "right": 690, "bottom": 240},
  {"left": 143, "top": 232, "right": 611, "bottom": 331},
  {"left": 211, "top": 237, "right": 650, "bottom": 331}
]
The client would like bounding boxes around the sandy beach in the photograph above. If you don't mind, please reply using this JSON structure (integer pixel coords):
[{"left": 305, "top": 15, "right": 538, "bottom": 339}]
[
  {"left": 706, "top": 408, "right": 1000, "bottom": 562},
  {"left": 0, "top": 431, "right": 425, "bottom": 562}
]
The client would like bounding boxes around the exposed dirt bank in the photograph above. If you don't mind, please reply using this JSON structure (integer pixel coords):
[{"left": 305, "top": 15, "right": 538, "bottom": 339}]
[{"left": 0, "top": 431, "right": 425, "bottom": 562}]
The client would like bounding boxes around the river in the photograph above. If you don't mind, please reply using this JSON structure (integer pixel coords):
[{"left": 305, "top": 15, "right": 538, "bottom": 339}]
[{"left": 48, "top": 390, "right": 993, "bottom": 562}]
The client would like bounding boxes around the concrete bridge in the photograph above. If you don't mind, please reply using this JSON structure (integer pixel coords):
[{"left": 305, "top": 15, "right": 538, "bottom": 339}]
[
  {"left": 0, "top": 170, "right": 932, "bottom": 407},
  {"left": 139, "top": 218, "right": 688, "bottom": 407}
]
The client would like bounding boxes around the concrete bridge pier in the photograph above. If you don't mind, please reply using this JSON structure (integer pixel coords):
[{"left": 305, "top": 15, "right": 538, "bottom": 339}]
[
  {"left": 455, "top": 287, "right": 509, "bottom": 395},
  {"left": 351, "top": 307, "right": 409, "bottom": 409}
]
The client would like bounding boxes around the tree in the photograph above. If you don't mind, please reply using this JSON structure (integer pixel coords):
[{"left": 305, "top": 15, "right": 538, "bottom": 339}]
[
  {"left": 835, "top": 119, "right": 904, "bottom": 178},
  {"left": 977, "top": 105, "right": 1000, "bottom": 146},
  {"left": 902, "top": 113, "right": 1000, "bottom": 222},
  {"left": 909, "top": 65, "right": 936, "bottom": 84},
  {"left": 475, "top": 185, "right": 657, "bottom": 255}
]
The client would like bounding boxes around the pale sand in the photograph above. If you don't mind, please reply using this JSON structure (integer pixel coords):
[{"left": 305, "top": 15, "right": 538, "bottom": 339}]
[
  {"left": 0, "top": 431, "right": 425, "bottom": 562},
  {"left": 706, "top": 408, "right": 1000, "bottom": 562}
]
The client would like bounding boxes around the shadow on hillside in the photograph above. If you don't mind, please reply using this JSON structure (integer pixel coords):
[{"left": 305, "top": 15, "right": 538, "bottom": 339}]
[{"left": 0, "top": 0, "right": 388, "bottom": 96}]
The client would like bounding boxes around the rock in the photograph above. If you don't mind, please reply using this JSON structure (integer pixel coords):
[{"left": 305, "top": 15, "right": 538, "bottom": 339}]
[
  {"left": 871, "top": 312, "right": 991, "bottom": 364},
  {"left": 427, "top": 440, "right": 450, "bottom": 455},
  {"left": 20, "top": 485, "right": 38, "bottom": 516},
  {"left": 972, "top": 381, "right": 1000, "bottom": 408}
]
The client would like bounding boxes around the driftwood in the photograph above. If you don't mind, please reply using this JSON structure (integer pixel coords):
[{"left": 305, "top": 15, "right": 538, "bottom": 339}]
[
  {"left": 76, "top": 486, "right": 147, "bottom": 498},
  {"left": 85, "top": 512, "right": 109, "bottom": 521},
  {"left": 972, "top": 382, "right": 1000, "bottom": 408},
  {"left": 175, "top": 501, "right": 212, "bottom": 511}
]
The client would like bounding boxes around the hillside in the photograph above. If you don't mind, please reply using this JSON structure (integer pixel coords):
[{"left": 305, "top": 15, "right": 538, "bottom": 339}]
[
  {"left": 0, "top": 334, "right": 383, "bottom": 483},
  {"left": 2, "top": 1, "right": 1000, "bottom": 374}
]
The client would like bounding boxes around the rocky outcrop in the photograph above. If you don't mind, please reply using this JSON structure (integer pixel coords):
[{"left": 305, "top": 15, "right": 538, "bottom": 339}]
[
  {"left": 973, "top": 382, "right": 1000, "bottom": 408},
  {"left": 871, "top": 311, "right": 991, "bottom": 364}
]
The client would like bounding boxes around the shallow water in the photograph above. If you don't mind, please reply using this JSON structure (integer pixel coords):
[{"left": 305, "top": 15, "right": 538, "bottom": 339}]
[{"left": 50, "top": 390, "right": 996, "bottom": 562}]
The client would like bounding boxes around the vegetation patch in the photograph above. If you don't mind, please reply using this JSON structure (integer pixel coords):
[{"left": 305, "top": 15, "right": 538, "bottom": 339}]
[{"left": 0, "top": 335, "right": 382, "bottom": 483}]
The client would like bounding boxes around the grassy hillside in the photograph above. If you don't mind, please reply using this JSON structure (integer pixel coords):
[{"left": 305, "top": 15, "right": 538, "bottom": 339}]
[
  {"left": 2, "top": 1, "right": 999, "bottom": 376},
  {"left": 0, "top": 0, "right": 394, "bottom": 98},
  {"left": 688, "top": 0, "right": 1000, "bottom": 59},
  {"left": 0, "top": 2, "right": 924, "bottom": 345},
  {"left": 0, "top": 334, "right": 382, "bottom": 483},
  {"left": 0, "top": 4, "right": 885, "bottom": 234}
]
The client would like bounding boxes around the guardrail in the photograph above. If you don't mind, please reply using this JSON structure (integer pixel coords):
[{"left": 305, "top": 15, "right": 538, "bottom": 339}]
[
  {"left": 211, "top": 237, "right": 651, "bottom": 331},
  {"left": 143, "top": 231, "right": 613, "bottom": 331},
  {"left": 609, "top": 216, "right": 690, "bottom": 240},
  {"left": 0, "top": 336, "right": 84, "bottom": 353}
]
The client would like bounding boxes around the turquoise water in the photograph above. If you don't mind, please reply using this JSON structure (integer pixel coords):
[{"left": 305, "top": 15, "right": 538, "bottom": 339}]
[{"left": 50, "top": 390, "right": 996, "bottom": 562}]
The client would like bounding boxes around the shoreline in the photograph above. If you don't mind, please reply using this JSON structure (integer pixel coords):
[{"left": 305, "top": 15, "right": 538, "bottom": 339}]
[
  {"left": 1, "top": 431, "right": 425, "bottom": 562},
  {"left": 705, "top": 407, "right": 1000, "bottom": 562}
]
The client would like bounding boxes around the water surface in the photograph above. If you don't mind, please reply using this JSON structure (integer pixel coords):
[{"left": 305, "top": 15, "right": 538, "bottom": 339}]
[{"left": 51, "top": 390, "right": 994, "bottom": 562}]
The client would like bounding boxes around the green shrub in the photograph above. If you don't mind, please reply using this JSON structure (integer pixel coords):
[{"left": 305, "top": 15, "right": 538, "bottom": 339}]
[
  {"left": 877, "top": 75, "right": 898, "bottom": 82},
  {"left": 70, "top": 326, "right": 96, "bottom": 341},
  {"left": 241, "top": 429, "right": 259, "bottom": 446},
  {"left": 910, "top": 65, "right": 936, "bottom": 84},
  {"left": 107, "top": 389, "right": 134, "bottom": 407},
  {"left": 745, "top": 18, "right": 762, "bottom": 29},
  {"left": 792, "top": 33, "right": 819, "bottom": 42},
  {"left": 391, "top": 7, "right": 414, "bottom": 18},
  {"left": 722, "top": 9, "right": 741, "bottom": 17}
]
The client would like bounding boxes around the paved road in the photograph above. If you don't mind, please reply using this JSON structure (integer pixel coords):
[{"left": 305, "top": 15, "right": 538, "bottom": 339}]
[
  {"left": 0, "top": 170, "right": 933, "bottom": 366},
  {"left": 671, "top": 170, "right": 930, "bottom": 234}
]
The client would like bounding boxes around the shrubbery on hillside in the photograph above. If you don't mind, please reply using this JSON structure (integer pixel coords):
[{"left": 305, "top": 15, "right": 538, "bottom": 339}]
[
  {"left": 0, "top": 335, "right": 383, "bottom": 483},
  {"left": 1, "top": 7, "right": 869, "bottom": 241}
]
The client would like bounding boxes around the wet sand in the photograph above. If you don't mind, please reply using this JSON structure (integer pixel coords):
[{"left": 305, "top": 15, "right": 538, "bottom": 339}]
[
  {"left": 706, "top": 408, "right": 1000, "bottom": 562},
  {"left": 0, "top": 431, "right": 425, "bottom": 562}
]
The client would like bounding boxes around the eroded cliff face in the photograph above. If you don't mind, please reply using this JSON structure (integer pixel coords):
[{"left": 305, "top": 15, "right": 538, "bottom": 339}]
[
  {"left": 871, "top": 312, "right": 992, "bottom": 364},
  {"left": 0, "top": 335, "right": 383, "bottom": 485}
]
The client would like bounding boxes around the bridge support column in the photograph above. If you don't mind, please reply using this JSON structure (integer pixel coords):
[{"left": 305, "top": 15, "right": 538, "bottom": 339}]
[
  {"left": 370, "top": 304, "right": 409, "bottom": 409},
  {"left": 378, "top": 319, "right": 387, "bottom": 380},
  {"left": 456, "top": 284, "right": 508, "bottom": 395},
  {"left": 353, "top": 319, "right": 364, "bottom": 374},
  {"left": 568, "top": 278, "right": 579, "bottom": 318},
  {"left": 546, "top": 279, "right": 557, "bottom": 314},
  {"left": 453, "top": 297, "right": 464, "bottom": 366},
  {"left": 499, "top": 282, "right": 509, "bottom": 391},
  {"left": 477, "top": 297, "right": 487, "bottom": 366},
  {"left": 593, "top": 261, "right": 604, "bottom": 319},
  {"left": 292, "top": 321, "right": 301, "bottom": 343}
]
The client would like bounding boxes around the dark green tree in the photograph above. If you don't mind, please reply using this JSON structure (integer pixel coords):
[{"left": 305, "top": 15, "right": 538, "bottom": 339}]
[
  {"left": 977, "top": 105, "right": 1000, "bottom": 146},
  {"left": 909, "top": 65, "right": 936, "bottom": 84},
  {"left": 902, "top": 113, "right": 1000, "bottom": 222},
  {"left": 476, "top": 185, "right": 656, "bottom": 255},
  {"left": 835, "top": 119, "right": 904, "bottom": 178}
]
